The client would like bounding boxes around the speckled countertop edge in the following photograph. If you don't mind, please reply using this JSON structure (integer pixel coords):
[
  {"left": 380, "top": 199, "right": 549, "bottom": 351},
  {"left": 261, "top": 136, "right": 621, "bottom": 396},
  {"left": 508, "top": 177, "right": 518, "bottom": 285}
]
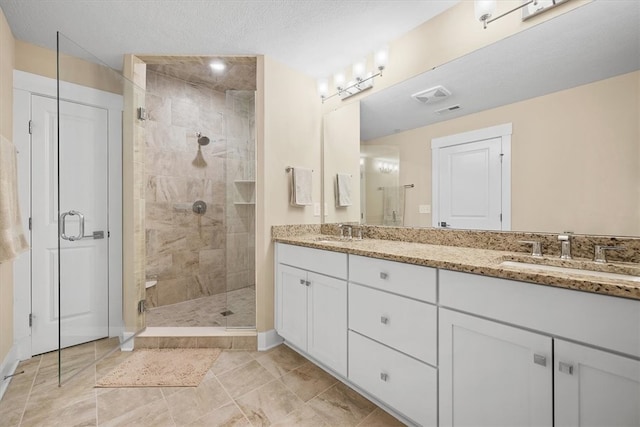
[{"left": 273, "top": 234, "right": 640, "bottom": 301}]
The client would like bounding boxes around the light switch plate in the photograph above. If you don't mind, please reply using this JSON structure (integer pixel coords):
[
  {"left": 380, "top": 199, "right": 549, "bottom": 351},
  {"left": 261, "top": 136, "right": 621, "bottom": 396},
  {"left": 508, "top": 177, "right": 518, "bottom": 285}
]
[{"left": 419, "top": 204, "right": 431, "bottom": 214}]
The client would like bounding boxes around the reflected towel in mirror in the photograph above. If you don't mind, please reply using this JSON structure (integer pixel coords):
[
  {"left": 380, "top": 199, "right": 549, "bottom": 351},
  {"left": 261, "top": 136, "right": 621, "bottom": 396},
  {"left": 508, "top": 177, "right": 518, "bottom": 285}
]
[
  {"left": 382, "top": 186, "right": 404, "bottom": 226},
  {"left": 336, "top": 173, "right": 352, "bottom": 207},
  {"left": 290, "top": 167, "right": 313, "bottom": 206}
]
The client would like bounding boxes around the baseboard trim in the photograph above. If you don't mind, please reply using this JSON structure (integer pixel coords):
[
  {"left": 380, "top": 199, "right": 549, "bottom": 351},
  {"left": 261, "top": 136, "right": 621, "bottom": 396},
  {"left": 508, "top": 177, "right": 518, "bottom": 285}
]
[
  {"left": 0, "top": 345, "right": 19, "bottom": 401},
  {"left": 257, "top": 329, "right": 283, "bottom": 351}
]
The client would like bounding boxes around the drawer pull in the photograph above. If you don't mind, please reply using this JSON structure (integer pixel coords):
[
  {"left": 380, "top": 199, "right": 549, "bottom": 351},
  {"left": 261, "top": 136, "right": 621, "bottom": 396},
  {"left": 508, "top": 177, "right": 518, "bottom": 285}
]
[
  {"left": 533, "top": 354, "right": 547, "bottom": 367},
  {"left": 299, "top": 279, "right": 305, "bottom": 285},
  {"left": 380, "top": 372, "right": 389, "bottom": 382},
  {"left": 379, "top": 272, "right": 388, "bottom": 280},
  {"left": 380, "top": 316, "right": 389, "bottom": 325},
  {"left": 559, "top": 362, "right": 574, "bottom": 375},
  {"left": 305, "top": 280, "right": 311, "bottom": 286}
]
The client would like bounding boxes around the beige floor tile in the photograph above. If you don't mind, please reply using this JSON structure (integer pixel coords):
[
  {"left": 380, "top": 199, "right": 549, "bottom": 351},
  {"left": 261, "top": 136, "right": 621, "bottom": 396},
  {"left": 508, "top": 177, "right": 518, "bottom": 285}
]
[
  {"left": 357, "top": 408, "right": 407, "bottom": 426},
  {"left": 95, "top": 351, "right": 131, "bottom": 379},
  {"left": 99, "top": 397, "right": 174, "bottom": 427},
  {"left": 164, "top": 376, "right": 231, "bottom": 425},
  {"left": 20, "top": 395, "right": 96, "bottom": 427},
  {"left": 97, "top": 387, "right": 164, "bottom": 424},
  {"left": 210, "top": 350, "right": 254, "bottom": 375},
  {"left": 254, "top": 345, "right": 307, "bottom": 378},
  {"left": 23, "top": 370, "right": 96, "bottom": 418},
  {"left": 0, "top": 404, "right": 24, "bottom": 427},
  {"left": 188, "top": 402, "right": 251, "bottom": 427},
  {"left": 280, "top": 361, "right": 338, "bottom": 402},
  {"left": 308, "top": 382, "right": 377, "bottom": 427},
  {"left": 234, "top": 379, "right": 306, "bottom": 426},
  {"left": 216, "top": 360, "right": 275, "bottom": 399},
  {"left": 270, "top": 404, "right": 330, "bottom": 427}
]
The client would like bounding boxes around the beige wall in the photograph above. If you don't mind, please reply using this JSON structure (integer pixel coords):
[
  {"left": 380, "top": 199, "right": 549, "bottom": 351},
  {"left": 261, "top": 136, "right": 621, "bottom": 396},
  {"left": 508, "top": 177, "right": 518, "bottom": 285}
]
[
  {"left": 256, "top": 56, "right": 322, "bottom": 332},
  {"left": 365, "top": 71, "right": 640, "bottom": 236},
  {"left": 15, "top": 40, "right": 123, "bottom": 94},
  {"left": 0, "top": 6, "right": 15, "bottom": 366}
]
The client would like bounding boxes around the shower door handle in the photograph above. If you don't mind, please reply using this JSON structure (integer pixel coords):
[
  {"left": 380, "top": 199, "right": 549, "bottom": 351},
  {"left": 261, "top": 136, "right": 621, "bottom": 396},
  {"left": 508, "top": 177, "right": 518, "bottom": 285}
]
[
  {"left": 60, "top": 210, "right": 85, "bottom": 241},
  {"left": 60, "top": 210, "right": 102, "bottom": 241}
]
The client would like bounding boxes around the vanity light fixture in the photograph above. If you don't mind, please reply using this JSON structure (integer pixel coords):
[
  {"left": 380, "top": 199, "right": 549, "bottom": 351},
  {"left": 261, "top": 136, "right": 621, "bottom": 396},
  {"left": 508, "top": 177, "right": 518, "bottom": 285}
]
[
  {"left": 319, "top": 45, "right": 389, "bottom": 103},
  {"left": 378, "top": 161, "right": 398, "bottom": 174},
  {"left": 475, "top": 0, "right": 566, "bottom": 29}
]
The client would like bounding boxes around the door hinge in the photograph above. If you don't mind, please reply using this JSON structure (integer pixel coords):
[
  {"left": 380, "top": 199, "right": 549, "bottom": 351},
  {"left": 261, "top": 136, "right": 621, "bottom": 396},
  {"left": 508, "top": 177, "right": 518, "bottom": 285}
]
[
  {"left": 499, "top": 153, "right": 504, "bottom": 162},
  {"left": 28, "top": 217, "right": 32, "bottom": 230},
  {"left": 29, "top": 313, "right": 33, "bottom": 327},
  {"left": 500, "top": 213, "right": 503, "bottom": 222},
  {"left": 28, "top": 120, "right": 32, "bottom": 135},
  {"left": 107, "top": 230, "right": 110, "bottom": 238}
]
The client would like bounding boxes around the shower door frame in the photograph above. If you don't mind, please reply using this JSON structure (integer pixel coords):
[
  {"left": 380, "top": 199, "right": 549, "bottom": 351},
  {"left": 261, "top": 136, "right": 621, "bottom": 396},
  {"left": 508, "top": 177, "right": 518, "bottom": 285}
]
[{"left": 12, "top": 70, "right": 124, "bottom": 359}]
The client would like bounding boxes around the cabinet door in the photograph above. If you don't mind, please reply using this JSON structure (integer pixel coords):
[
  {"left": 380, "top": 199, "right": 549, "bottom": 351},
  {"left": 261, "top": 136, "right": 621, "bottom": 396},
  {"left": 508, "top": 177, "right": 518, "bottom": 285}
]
[
  {"left": 555, "top": 339, "right": 640, "bottom": 427},
  {"left": 439, "top": 309, "right": 552, "bottom": 427},
  {"left": 307, "top": 271, "right": 347, "bottom": 376},
  {"left": 275, "top": 264, "right": 308, "bottom": 351}
]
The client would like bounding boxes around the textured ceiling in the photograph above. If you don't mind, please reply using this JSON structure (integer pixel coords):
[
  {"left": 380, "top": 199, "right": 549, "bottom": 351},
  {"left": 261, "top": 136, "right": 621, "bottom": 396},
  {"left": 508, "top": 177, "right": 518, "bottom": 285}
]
[{"left": 0, "top": 0, "right": 459, "bottom": 78}]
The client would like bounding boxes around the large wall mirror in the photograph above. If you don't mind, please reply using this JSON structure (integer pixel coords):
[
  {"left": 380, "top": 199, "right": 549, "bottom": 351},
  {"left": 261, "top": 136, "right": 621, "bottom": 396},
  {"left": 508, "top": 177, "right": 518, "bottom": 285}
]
[{"left": 324, "top": 0, "right": 640, "bottom": 237}]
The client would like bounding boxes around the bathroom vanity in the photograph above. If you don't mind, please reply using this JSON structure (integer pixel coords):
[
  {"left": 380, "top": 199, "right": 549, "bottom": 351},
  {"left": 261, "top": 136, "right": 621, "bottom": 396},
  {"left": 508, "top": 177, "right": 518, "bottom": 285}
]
[{"left": 273, "top": 230, "right": 640, "bottom": 427}]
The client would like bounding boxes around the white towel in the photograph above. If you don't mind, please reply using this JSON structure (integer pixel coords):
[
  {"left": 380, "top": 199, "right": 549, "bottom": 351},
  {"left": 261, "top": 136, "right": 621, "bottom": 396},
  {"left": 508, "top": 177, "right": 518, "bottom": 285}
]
[
  {"left": 336, "top": 173, "right": 352, "bottom": 207},
  {"left": 382, "top": 186, "right": 404, "bottom": 226},
  {"left": 0, "top": 134, "right": 29, "bottom": 262},
  {"left": 290, "top": 167, "right": 313, "bottom": 206}
]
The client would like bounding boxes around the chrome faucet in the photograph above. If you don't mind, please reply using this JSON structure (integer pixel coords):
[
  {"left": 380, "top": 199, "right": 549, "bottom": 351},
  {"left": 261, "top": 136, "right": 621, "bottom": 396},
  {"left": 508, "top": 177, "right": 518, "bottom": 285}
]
[
  {"left": 558, "top": 233, "right": 573, "bottom": 260},
  {"left": 338, "top": 224, "right": 353, "bottom": 240},
  {"left": 519, "top": 240, "right": 543, "bottom": 257},
  {"left": 594, "top": 245, "right": 622, "bottom": 263}
]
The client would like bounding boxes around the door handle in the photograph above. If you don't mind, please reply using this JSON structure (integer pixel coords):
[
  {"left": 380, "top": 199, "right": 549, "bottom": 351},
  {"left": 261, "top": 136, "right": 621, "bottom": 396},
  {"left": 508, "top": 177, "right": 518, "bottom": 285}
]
[
  {"left": 60, "top": 210, "right": 103, "bottom": 241},
  {"left": 60, "top": 210, "right": 84, "bottom": 241}
]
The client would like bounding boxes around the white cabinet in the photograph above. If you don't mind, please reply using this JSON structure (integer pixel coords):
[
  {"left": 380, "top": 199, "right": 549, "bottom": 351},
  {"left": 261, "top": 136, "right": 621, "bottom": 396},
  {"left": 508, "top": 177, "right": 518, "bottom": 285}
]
[
  {"left": 555, "top": 339, "right": 640, "bottom": 427},
  {"left": 439, "top": 308, "right": 553, "bottom": 427},
  {"left": 348, "top": 255, "right": 438, "bottom": 426},
  {"left": 275, "top": 244, "right": 347, "bottom": 377}
]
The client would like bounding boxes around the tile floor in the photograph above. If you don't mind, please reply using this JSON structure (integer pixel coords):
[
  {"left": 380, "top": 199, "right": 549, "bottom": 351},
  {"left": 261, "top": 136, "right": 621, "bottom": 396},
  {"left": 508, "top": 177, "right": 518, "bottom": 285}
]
[
  {"left": 146, "top": 287, "right": 256, "bottom": 328},
  {"left": 0, "top": 340, "right": 406, "bottom": 426}
]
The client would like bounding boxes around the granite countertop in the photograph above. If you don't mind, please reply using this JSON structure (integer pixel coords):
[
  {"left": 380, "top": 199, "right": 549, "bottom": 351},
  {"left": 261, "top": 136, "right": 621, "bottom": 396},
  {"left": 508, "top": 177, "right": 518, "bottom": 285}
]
[{"left": 274, "top": 234, "right": 640, "bottom": 301}]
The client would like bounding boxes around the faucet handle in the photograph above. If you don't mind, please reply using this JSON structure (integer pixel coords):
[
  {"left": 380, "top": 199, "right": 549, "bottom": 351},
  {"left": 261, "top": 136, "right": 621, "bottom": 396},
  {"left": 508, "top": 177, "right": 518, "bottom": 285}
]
[
  {"left": 594, "top": 245, "right": 623, "bottom": 263},
  {"left": 519, "top": 240, "right": 543, "bottom": 257}
]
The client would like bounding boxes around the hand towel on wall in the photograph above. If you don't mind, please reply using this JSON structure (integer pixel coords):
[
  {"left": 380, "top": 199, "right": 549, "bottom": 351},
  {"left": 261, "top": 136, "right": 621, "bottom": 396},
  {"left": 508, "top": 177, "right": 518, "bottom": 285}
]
[
  {"left": 336, "top": 173, "right": 352, "bottom": 207},
  {"left": 290, "top": 167, "right": 313, "bottom": 206},
  {"left": 0, "top": 134, "right": 29, "bottom": 262}
]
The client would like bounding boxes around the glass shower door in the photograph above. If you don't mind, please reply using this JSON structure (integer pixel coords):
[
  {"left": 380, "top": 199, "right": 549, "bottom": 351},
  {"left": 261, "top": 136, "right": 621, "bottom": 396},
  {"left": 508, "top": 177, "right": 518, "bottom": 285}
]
[{"left": 55, "top": 32, "right": 145, "bottom": 384}]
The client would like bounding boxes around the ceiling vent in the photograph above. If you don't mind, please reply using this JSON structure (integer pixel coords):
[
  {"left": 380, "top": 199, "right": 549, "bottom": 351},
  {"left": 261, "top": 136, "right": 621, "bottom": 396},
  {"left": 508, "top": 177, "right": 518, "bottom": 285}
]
[
  {"left": 435, "top": 104, "right": 462, "bottom": 115},
  {"left": 411, "top": 85, "right": 451, "bottom": 104}
]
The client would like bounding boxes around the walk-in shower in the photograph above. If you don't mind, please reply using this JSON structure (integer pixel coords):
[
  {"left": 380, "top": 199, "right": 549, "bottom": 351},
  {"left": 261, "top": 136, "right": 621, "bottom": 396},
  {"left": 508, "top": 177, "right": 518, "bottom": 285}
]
[{"left": 141, "top": 56, "right": 257, "bottom": 330}]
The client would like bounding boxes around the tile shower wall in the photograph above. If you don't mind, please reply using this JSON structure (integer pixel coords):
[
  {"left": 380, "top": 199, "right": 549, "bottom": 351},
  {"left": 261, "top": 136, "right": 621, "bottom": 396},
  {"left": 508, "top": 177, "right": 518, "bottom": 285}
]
[{"left": 144, "top": 70, "right": 254, "bottom": 310}]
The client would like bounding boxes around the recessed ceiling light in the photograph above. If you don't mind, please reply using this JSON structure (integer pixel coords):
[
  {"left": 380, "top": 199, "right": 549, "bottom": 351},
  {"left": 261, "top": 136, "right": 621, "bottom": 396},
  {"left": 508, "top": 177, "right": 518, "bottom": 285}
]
[{"left": 209, "top": 61, "right": 226, "bottom": 72}]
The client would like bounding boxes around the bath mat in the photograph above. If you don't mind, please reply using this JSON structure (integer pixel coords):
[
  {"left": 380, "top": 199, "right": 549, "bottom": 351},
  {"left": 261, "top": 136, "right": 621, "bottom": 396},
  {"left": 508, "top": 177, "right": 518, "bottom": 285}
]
[{"left": 96, "top": 348, "right": 221, "bottom": 388}]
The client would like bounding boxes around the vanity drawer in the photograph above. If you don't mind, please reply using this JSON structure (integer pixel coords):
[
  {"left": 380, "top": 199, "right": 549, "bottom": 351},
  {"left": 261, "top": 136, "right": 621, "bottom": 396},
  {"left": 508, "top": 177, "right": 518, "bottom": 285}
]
[
  {"left": 276, "top": 243, "right": 347, "bottom": 279},
  {"left": 349, "top": 283, "right": 437, "bottom": 364},
  {"left": 349, "top": 255, "right": 436, "bottom": 303},
  {"left": 349, "top": 331, "right": 437, "bottom": 427}
]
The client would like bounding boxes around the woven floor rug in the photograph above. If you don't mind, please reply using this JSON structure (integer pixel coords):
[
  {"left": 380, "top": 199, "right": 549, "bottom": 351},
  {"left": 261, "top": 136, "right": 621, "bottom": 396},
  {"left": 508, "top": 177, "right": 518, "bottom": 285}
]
[{"left": 96, "top": 348, "right": 221, "bottom": 388}]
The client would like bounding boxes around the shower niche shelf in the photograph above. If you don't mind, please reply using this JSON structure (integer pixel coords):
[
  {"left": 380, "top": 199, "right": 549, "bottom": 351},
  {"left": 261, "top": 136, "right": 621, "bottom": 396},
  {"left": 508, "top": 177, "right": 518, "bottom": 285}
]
[{"left": 233, "top": 180, "right": 256, "bottom": 205}]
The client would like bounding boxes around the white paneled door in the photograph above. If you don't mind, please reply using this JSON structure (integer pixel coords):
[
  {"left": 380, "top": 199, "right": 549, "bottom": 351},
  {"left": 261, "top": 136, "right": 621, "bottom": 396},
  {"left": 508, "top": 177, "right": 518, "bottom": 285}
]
[
  {"left": 436, "top": 137, "right": 503, "bottom": 230},
  {"left": 31, "top": 94, "right": 109, "bottom": 355}
]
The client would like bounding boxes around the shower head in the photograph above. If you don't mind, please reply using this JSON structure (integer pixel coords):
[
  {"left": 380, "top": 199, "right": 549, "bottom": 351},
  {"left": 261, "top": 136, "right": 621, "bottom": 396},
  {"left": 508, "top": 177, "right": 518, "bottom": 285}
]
[{"left": 196, "top": 132, "right": 210, "bottom": 146}]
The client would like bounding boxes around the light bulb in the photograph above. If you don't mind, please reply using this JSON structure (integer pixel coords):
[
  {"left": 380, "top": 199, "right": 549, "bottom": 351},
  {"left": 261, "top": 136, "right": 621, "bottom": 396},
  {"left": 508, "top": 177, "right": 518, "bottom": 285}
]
[
  {"left": 333, "top": 72, "right": 346, "bottom": 90},
  {"left": 317, "top": 78, "right": 329, "bottom": 99},
  {"left": 474, "top": 0, "right": 496, "bottom": 22},
  {"left": 209, "top": 60, "right": 226, "bottom": 72},
  {"left": 374, "top": 45, "right": 389, "bottom": 71},
  {"left": 352, "top": 59, "right": 367, "bottom": 81}
]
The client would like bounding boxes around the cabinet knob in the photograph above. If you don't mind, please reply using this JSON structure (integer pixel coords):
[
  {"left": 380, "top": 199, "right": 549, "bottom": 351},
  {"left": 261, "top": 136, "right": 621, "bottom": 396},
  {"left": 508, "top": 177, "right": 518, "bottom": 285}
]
[
  {"left": 559, "top": 362, "right": 574, "bottom": 375},
  {"left": 533, "top": 354, "right": 547, "bottom": 367},
  {"left": 380, "top": 372, "right": 389, "bottom": 382},
  {"left": 380, "top": 316, "right": 389, "bottom": 325},
  {"left": 306, "top": 280, "right": 311, "bottom": 286},
  {"left": 379, "top": 272, "right": 388, "bottom": 280},
  {"left": 299, "top": 279, "right": 305, "bottom": 285}
]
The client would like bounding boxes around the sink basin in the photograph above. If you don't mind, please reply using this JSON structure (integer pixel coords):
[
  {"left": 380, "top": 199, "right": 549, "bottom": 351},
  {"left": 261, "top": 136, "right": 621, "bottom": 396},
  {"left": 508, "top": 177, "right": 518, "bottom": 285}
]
[{"left": 499, "top": 261, "right": 640, "bottom": 282}]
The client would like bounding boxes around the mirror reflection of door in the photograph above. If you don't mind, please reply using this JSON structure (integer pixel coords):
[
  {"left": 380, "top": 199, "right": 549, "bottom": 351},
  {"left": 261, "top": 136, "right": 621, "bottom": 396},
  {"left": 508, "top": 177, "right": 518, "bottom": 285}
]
[{"left": 432, "top": 124, "right": 511, "bottom": 231}]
